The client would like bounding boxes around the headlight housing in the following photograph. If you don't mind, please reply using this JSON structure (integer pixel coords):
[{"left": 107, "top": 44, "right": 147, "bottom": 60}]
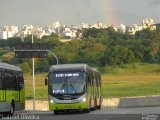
[
  {"left": 50, "top": 100, "right": 54, "bottom": 103},
  {"left": 80, "top": 97, "right": 86, "bottom": 102},
  {"left": 82, "top": 98, "right": 86, "bottom": 102}
]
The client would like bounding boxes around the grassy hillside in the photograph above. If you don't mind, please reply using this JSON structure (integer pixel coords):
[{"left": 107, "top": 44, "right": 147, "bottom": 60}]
[{"left": 24, "top": 63, "right": 160, "bottom": 100}]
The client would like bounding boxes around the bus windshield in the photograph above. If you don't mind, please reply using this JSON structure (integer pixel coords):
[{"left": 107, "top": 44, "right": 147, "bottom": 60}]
[{"left": 48, "top": 71, "right": 85, "bottom": 95}]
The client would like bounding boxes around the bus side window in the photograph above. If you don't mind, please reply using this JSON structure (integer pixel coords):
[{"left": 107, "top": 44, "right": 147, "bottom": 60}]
[
  {"left": 90, "top": 73, "right": 93, "bottom": 87},
  {"left": 18, "top": 72, "right": 24, "bottom": 90},
  {"left": 0, "top": 72, "right": 2, "bottom": 90},
  {"left": 5, "top": 72, "right": 13, "bottom": 90},
  {"left": 0, "top": 72, "right": 5, "bottom": 90},
  {"left": 97, "top": 73, "right": 100, "bottom": 87},
  {"left": 95, "top": 73, "right": 98, "bottom": 87},
  {"left": 5, "top": 72, "right": 16, "bottom": 90},
  {"left": 99, "top": 74, "right": 102, "bottom": 87},
  {"left": 5, "top": 73, "right": 9, "bottom": 90},
  {"left": 14, "top": 74, "right": 19, "bottom": 91},
  {"left": 91, "top": 72, "right": 94, "bottom": 87},
  {"left": 13, "top": 75, "right": 17, "bottom": 90},
  {"left": 86, "top": 72, "right": 91, "bottom": 86}
]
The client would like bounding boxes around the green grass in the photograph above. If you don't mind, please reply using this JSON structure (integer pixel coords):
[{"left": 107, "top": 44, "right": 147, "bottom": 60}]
[
  {"left": 98, "top": 63, "right": 160, "bottom": 75},
  {"left": 99, "top": 63, "right": 160, "bottom": 98},
  {"left": 24, "top": 63, "right": 160, "bottom": 100},
  {"left": 102, "top": 74, "right": 160, "bottom": 98},
  {"left": 24, "top": 73, "right": 48, "bottom": 100}
]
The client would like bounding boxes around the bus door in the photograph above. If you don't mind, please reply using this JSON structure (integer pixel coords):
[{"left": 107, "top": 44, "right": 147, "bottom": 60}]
[
  {"left": 0, "top": 71, "right": 6, "bottom": 102},
  {"left": 5, "top": 72, "right": 20, "bottom": 102}
]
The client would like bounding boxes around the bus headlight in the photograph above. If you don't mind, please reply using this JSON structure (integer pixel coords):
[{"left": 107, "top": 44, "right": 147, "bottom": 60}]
[
  {"left": 50, "top": 100, "right": 54, "bottom": 103},
  {"left": 82, "top": 98, "right": 86, "bottom": 102}
]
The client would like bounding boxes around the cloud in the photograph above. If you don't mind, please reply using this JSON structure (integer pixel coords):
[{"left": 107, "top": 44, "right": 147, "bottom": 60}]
[
  {"left": 147, "top": 0, "right": 160, "bottom": 5},
  {"left": 152, "top": 0, "right": 160, "bottom": 4},
  {"left": 84, "top": 0, "right": 92, "bottom": 6}
]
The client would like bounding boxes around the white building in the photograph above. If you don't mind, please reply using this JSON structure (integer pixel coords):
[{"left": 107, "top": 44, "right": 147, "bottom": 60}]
[
  {"left": 64, "top": 27, "right": 77, "bottom": 39},
  {"left": 129, "top": 18, "right": 156, "bottom": 35},
  {"left": 129, "top": 24, "right": 143, "bottom": 35},
  {"left": 80, "top": 23, "right": 89, "bottom": 29},
  {"left": 2, "top": 31, "right": 8, "bottom": 39},
  {"left": 0, "top": 26, "right": 19, "bottom": 39},
  {"left": 118, "top": 24, "right": 126, "bottom": 33},
  {"left": 20, "top": 25, "right": 48, "bottom": 39},
  {"left": 89, "top": 22, "right": 107, "bottom": 29},
  {"left": 51, "top": 21, "right": 62, "bottom": 35},
  {"left": 142, "top": 18, "right": 154, "bottom": 26},
  {"left": 22, "top": 25, "right": 34, "bottom": 37},
  {"left": 0, "top": 32, "right": 2, "bottom": 39},
  {"left": 91, "top": 22, "right": 103, "bottom": 29}
]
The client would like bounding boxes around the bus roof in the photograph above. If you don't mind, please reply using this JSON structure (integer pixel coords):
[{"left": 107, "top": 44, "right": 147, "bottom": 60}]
[
  {"left": 0, "top": 62, "right": 22, "bottom": 72},
  {"left": 92, "top": 67, "right": 100, "bottom": 73},
  {"left": 49, "top": 64, "right": 91, "bottom": 72}
]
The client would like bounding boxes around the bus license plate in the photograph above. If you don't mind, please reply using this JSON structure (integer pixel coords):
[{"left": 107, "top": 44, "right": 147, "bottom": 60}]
[{"left": 65, "top": 105, "right": 71, "bottom": 109}]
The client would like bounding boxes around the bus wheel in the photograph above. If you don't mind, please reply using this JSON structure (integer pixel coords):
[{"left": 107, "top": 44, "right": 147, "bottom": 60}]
[
  {"left": 97, "top": 105, "right": 101, "bottom": 110},
  {"left": 83, "top": 109, "right": 90, "bottom": 113},
  {"left": 54, "top": 110, "right": 59, "bottom": 115},
  {"left": 97, "top": 101, "right": 101, "bottom": 110},
  {"left": 97, "top": 97, "right": 102, "bottom": 110},
  {"left": 93, "top": 99, "right": 97, "bottom": 111}
]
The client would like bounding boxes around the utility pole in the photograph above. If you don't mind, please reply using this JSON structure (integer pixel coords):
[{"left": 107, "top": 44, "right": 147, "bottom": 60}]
[{"left": 32, "top": 33, "right": 35, "bottom": 111}]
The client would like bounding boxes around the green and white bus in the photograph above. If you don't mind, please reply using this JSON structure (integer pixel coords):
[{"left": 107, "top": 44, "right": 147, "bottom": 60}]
[
  {"left": 0, "top": 62, "right": 25, "bottom": 115},
  {"left": 45, "top": 64, "right": 102, "bottom": 114}
]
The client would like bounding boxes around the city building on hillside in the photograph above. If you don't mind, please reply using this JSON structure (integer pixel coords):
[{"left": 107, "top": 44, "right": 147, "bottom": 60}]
[
  {"left": 0, "top": 26, "right": 19, "bottom": 39},
  {"left": 20, "top": 25, "right": 34, "bottom": 37},
  {"left": 63, "top": 27, "right": 77, "bottom": 39},
  {"left": 128, "top": 18, "right": 156, "bottom": 35},
  {"left": 0, "top": 19, "right": 158, "bottom": 40},
  {"left": 90, "top": 22, "right": 107, "bottom": 29},
  {"left": 80, "top": 23, "right": 89, "bottom": 29},
  {"left": 51, "top": 21, "right": 63, "bottom": 35},
  {"left": 0, "top": 28, "right": 3, "bottom": 39},
  {"left": 118, "top": 24, "right": 126, "bottom": 34}
]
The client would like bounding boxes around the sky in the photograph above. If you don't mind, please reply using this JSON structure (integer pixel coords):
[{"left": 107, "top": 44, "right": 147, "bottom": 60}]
[{"left": 0, "top": 0, "right": 160, "bottom": 27}]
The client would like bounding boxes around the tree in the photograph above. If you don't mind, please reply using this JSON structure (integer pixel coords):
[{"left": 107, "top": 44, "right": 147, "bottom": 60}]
[
  {"left": 7, "top": 37, "right": 22, "bottom": 49},
  {"left": 24, "top": 35, "right": 39, "bottom": 43},
  {"left": 20, "top": 62, "right": 31, "bottom": 73},
  {"left": 35, "top": 59, "right": 49, "bottom": 72},
  {"left": 105, "top": 46, "right": 136, "bottom": 65}
]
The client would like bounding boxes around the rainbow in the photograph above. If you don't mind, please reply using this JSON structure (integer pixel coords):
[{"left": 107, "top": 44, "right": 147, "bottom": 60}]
[{"left": 100, "top": 0, "right": 118, "bottom": 26}]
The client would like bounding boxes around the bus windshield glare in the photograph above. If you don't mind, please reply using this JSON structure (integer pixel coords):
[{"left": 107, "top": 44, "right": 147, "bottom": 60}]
[{"left": 48, "top": 71, "right": 85, "bottom": 95}]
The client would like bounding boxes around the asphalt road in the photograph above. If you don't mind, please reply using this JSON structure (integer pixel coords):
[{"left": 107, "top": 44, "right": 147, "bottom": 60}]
[{"left": 1, "top": 107, "right": 160, "bottom": 120}]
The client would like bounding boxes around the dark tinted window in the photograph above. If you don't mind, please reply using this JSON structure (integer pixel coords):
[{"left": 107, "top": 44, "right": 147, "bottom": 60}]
[
  {"left": 18, "top": 72, "right": 24, "bottom": 90},
  {"left": 5, "top": 71, "right": 21, "bottom": 91},
  {"left": 0, "top": 71, "right": 5, "bottom": 90},
  {"left": 0, "top": 72, "right": 2, "bottom": 90},
  {"left": 5, "top": 72, "right": 15, "bottom": 90}
]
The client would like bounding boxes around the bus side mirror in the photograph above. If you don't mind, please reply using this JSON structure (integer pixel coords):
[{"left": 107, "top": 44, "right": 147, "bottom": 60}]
[{"left": 45, "top": 76, "right": 48, "bottom": 85}]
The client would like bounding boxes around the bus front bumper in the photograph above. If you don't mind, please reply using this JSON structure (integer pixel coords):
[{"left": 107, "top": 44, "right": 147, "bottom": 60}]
[{"left": 49, "top": 102, "right": 89, "bottom": 111}]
